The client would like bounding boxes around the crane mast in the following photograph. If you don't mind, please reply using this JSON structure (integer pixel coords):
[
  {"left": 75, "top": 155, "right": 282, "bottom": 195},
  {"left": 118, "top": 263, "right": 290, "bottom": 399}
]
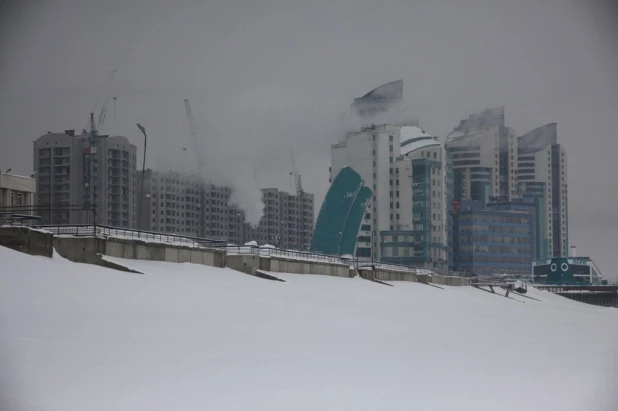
[
  {"left": 290, "top": 150, "right": 304, "bottom": 250},
  {"left": 96, "top": 69, "right": 117, "bottom": 132},
  {"left": 183, "top": 98, "right": 205, "bottom": 177}
]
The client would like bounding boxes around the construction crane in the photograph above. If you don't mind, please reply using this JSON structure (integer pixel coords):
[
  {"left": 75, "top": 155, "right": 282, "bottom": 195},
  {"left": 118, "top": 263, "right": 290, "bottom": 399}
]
[
  {"left": 290, "top": 150, "right": 305, "bottom": 250},
  {"left": 290, "top": 150, "right": 303, "bottom": 194},
  {"left": 98, "top": 69, "right": 117, "bottom": 132},
  {"left": 86, "top": 69, "right": 117, "bottom": 134},
  {"left": 183, "top": 98, "right": 205, "bottom": 177},
  {"left": 83, "top": 112, "right": 99, "bottom": 223}
]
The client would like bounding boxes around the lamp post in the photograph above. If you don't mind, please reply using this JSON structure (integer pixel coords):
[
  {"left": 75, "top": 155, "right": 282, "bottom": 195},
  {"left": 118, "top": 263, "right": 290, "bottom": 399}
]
[{"left": 136, "top": 123, "right": 147, "bottom": 232}]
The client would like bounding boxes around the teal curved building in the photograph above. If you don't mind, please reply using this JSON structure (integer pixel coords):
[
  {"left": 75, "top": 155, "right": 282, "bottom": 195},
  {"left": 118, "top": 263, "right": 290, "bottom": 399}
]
[{"left": 310, "top": 167, "right": 372, "bottom": 256}]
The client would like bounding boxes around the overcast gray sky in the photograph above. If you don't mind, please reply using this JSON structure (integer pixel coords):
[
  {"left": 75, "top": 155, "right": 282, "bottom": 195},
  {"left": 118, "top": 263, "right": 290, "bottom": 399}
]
[{"left": 1, "top": 0, "right": 617, "bottom": 275}]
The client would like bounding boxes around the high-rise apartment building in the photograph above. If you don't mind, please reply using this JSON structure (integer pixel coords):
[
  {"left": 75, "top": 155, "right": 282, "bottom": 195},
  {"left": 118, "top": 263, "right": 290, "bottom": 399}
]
[
  {"left": 517, "top": 123, "right": 568, "bottom": 258},
  {"left": 446, "top": 106, "right": 519, "bottom": 203},
  {"left": 33, "top": 129, "right": 137, "bottom": 226},
  {"left": 134, "top": 173, "right": 315, "bottom": 248},
  {"left": 201, "top": 183, "right": 246, "bottom": 244},
  {"left": 136, "top": 169, "right": 201, "bottom": 236},
  {"left": 245, "top": 189, "right": 314, "bottom": 250},
  {"left": 446, "top": 108, "right": 568, "bottom": 259},
  {"left": 331, "top": 124, "right": 451, "bottom": 271}
]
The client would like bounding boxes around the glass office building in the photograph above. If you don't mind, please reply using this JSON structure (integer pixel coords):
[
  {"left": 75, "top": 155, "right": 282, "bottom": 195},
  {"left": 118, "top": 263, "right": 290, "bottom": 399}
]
[{"left": 453, "top": 199, "right": 536, "bottom": 275}]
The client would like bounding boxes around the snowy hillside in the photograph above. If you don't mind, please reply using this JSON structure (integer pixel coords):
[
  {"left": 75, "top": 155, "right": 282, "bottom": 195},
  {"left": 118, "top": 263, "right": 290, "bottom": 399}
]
[{"left": 0, "top": 246, "right": 616, "bottom": 411}]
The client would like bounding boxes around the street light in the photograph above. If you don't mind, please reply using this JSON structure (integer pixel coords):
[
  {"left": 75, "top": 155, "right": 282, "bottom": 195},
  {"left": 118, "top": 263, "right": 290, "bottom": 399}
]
[{"left": 136, "top": 123, "right": 147, "bottom": 230}]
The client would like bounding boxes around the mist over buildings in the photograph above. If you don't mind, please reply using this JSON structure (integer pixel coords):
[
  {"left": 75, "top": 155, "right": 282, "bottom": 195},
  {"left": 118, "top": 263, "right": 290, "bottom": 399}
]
[{"left": 0, "top": 0, "right": 617, "bottom": 270}]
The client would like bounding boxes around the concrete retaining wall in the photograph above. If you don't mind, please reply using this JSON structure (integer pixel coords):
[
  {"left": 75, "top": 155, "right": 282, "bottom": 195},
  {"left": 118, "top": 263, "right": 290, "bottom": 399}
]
[
  {"left": 358, "top": 268, "right": 432, "bottom": 284},
  {"left": 1, "top": 227, "right": 470, "bottom": 286},
  {"left": 431, "top": 274, "right": 471, "bottom": 286},
  {"left": 50, "top": 236, "right": 226, "bottom": 271},
  {"left": 227, "top": 255, "right": 353, "bottom": 278},
  {"left": 227, "top": 254, "right": 260, "bottom": 275},
  {"left": 267, "top": 257, "right": 352, "bottom": 277},
  {"left": 54, "top": 237, "right": 107, "bottom": 264},
  {"left": 102, "top": 238, "right": 225, "bottom": 268},
  {"left": 0, "top": 227, "right": 54, "bottom": 258},
  {"left": 357, "top": 269, "right": 467, "bottom": 286}
]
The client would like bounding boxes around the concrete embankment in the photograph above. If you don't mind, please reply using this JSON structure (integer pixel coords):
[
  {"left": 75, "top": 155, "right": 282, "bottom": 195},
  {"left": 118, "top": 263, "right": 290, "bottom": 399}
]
[
  {"left": 431, "top": 274, "right": 471, "bottom": 286},
  {"left": 53, "top": 236, "right": 226, "bottom": 269},
  {"left": 358, "top": 266, "right": 471, "bottom": 286},
  {"left": 226, "top": 254, "right": 352, "bottom": 278},
  {"left": 0, "top": 226, "right": 54, "bottom": 258},
  {"left": 0, "top": 227, "right": 226, "bottom": 271},
  {"left": 0, "top": 227, "right": 470, "bottom": 286}
]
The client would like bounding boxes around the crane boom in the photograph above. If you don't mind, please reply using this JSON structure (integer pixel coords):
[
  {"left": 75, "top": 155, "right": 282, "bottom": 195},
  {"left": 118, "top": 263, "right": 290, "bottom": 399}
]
[
  {"left": 97, "top": 69, "right": 117, "bottom": 131},
  {"left": 290, "top": 150, "right": 305, "bottom": 250},
  {"left": 290, "top": 150, "right": 303, "bottom": 194},
  {"left": 183, "top": 98, "right": 204, "bottom": 177}
]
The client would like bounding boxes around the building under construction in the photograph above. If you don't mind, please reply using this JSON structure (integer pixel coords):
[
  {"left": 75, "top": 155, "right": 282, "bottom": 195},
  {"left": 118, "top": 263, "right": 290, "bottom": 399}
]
[{"left": 134, "top": 168, "right": 314, "bottom": 249}]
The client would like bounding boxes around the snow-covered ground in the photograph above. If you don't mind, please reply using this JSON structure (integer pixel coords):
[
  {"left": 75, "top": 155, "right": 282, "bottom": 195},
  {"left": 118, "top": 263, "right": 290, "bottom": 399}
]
[{"left": 0, "top": 246, "right": 616, "bottom": 411}]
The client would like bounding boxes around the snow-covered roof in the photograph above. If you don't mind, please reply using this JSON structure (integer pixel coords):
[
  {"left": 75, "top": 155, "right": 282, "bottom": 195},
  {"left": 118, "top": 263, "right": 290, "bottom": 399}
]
[
  {"left": 400, "top": 137, "right": 441, "bottom": 157},
  {"left": 445, "top": 130, "right": 466, "bottom": 141},
  {"left": 400, "top": 126, "right": 432, "bottom": 142}
]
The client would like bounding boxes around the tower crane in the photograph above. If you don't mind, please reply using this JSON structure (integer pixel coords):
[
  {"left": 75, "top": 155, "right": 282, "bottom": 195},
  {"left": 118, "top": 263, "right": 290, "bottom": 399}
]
[
  {"left": 290, "top": 150, "right": 305, "bottom": 250},
  {"left": 96, "top": 69, "right": 117, "bottom": 132},
  {"left": 183, "top": 98, "right": 205, "bottom": 178},
  {"left": 290, "top": 150, "right": 303, "bottom": 195}
]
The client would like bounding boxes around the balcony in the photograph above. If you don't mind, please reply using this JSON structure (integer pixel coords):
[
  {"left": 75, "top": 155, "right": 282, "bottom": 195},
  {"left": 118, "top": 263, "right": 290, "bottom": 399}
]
[
  {"left": 52, "top": 167, "right": 71, "bottom": 175},
  {"left": 108, "top": 160, "right": 121, "bottom": 169},
  {"left": 53, "top": 158, "right": 71, "bottom": 166}
]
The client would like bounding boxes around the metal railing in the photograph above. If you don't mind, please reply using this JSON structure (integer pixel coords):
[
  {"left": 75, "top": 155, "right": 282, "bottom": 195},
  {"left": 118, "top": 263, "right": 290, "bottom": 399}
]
[
  {"left": 225, "top": 245, "right": 435, "bottom": 275},
  {"left": 358, "top": 261, "right": 431, "bottom": 275},
  {"left": 36, "top": 224, "right": 96, "bottom": 237},
  {"left": 225, "top": 244, "right": 359, "bottom": 266},
  {"left": 28, "top": 221, "right": 433, "bottom": 275},
  {"left": 36, "top": 224, "right": 226, "bottom": 248}
]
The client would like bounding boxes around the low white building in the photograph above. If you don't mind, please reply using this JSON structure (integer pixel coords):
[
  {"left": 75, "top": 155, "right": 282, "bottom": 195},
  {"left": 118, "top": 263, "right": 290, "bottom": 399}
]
[{"left": 0, "top": 172, "right": 36, "bottom": 208}]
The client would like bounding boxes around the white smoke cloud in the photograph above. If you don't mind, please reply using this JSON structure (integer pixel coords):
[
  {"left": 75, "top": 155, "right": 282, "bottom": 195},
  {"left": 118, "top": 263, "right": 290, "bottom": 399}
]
[
  {"left": 336, "top": 101, "right": 420, "bottom": 141},
  {"left": 227, "top": 164, "right": 264, "bottom": 227},
  {"left": 192, "top": 119, "right": 265, "bottom": 228}
]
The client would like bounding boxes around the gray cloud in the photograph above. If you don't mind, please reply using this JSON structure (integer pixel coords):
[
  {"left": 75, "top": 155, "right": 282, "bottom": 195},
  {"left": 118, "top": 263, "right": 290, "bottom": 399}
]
[{"left": 1, "top": 0, "right": 617, "bottom": 275}]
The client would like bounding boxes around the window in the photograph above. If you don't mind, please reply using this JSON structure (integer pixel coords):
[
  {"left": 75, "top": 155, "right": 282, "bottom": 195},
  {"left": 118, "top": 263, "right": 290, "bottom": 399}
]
[{"left": 10, "top": 192, "right": 24, "bottom": 206}]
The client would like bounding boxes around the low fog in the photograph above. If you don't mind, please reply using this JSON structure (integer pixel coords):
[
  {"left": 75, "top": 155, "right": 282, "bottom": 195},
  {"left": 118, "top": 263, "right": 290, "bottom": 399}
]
[{"left": 1, "top": 0, "right": 617, "bottom": 273}]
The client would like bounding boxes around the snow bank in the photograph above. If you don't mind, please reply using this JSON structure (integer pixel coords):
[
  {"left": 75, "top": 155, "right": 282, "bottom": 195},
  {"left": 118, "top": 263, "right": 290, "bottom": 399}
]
[{"left": 0, "top": 246, "right": 616, "bottom": 411}]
